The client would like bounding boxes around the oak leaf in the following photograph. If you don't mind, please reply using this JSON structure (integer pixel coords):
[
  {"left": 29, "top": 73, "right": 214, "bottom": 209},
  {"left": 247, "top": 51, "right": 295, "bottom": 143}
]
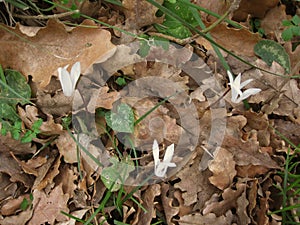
[{"left": 0, "top": 19, "right": 116, "bottom": 88}]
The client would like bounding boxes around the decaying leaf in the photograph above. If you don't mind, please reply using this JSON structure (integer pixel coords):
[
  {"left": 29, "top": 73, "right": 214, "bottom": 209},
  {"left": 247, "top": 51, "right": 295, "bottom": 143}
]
[
  {"left": 122, "top": 0, "right": 164, "bottom": 29},
  {"left": 208, "top": 147, "right": 237, "bottom": 190},
  {"left": 161, "top": 183, "right": 179, "bottom": 225},
  {"left": 138, "top": 184, "right": 161, "bottom": 225},
  {"left": 0, "top": 19, "right": 116, "bottom": 88},
  {"left": 174, "top": 152, "right": 218, "bottom": 207},
  {"left": 28, "top": 184, "right": 69, "bottom": 225}
]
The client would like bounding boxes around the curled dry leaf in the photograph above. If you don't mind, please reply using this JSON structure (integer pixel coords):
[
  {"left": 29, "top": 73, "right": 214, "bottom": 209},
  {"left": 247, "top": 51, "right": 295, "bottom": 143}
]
[
  {"left": 236, "top": 191, "right": 251, "bottom": 225},
  {"left": 203, "top": 183, "right": 246, "bottom": 216},
  {"left": 29, "top": 184, "right": 69, "bottom": 225},
  {"left": 0, "top": 19, "right": 116, "bottom": 88},
  {"left": 0, "top": 153, "right": 34, "bottom": 188},
  {"left": 161, "top": 183, "right": 179, "bottom": 225},
  {"left": 208, "top": 147, "right": 237, "bottom": 190},
  {"left": 1, "top": 194, "right": 30, "bottom": 216},
  {"left": 138, "top": 184, "right": 161, "bottom": 225},
  {"left": 0, "top": 125, "right": 36, "bottom": 155},
  {"left": 18, "top": 105, "right": 63, "bottom": 135},
  {"left": 55, "top": 131, "right": 78, "bottom": 164},
  {"left": 174, "top": 153, "right": 218, "bottom": 207},
  {"left": 0, "top": 173, "right": 17, "bottom": 202}
]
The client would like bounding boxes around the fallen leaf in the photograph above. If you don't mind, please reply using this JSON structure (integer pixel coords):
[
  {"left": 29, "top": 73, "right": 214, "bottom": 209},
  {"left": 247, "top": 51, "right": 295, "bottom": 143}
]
[
  {"left": 55, "top": 131, "right": 78, "bottom": 164},
  {"left": 29, "top": 184, "right": 69, "bottom": 225},
  {"left": 18, "top": 105, "right": 63, "bottom": 135},
  {"left": 96, "top": 86, "right": 120, "bottom": 109},
  {"left": 260, "top": 5, "right": 287, "bottom": 38},
  {"left": 174, "top": 153, "right": 218, "bottom": 207},
  {"left": 0, "top": 19, "right": 116, "bottom": 88},
  {"left": 208, "top": 147, "right": 237, "bottom": 190},
  {"left": 1, "top": 194, "right": 30, "bottom": 216},
  {"left": 179, "top": 211, "right": 234, "bottom": 225},
  {"left": 236, "top": 191, "right": 251, "bottom": 225},
  {"left": 138, "top": 184, "right": 161, "bottom": 225},
  {"left": 0, "top": 209, "right": 33, "bottom": 225},
  {"left": 197, "top": 23, "right": 261, "bottom": 57},
  {"left": 161, "top": 183, "right": 179, "bottom": 225},
  {"left": 122, "top": 0, "right": 164, "bottom": 29},
  {"left": 203, "top": 183, "right": 246, "bottom": 216},
  {"left": 0, "top": 173, "right": 17, "bottom": 202},
  {"left": 232, "top": 0, "right": 279, "bottom": 21},
  {"left": 0, "top": 153, "right": 34, "bottom": 188}
]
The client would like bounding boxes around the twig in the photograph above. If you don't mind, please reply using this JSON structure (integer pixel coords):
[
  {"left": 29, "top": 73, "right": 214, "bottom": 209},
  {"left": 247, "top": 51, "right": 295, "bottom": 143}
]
[{"left": 13, "top": 10, "right": 79, "bottom": 20}]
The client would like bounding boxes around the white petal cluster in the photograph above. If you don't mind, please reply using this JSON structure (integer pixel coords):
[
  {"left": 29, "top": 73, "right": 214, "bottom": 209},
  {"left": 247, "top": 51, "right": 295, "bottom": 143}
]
[
  {"left": 227, "top": 70, "right": 261, "bottom": 103},
  {"left": 152, "top": 140, "right": 176, "bottom": 177},
  {"left": 58, "top": 62, "right": 81, "bottom": 97}
]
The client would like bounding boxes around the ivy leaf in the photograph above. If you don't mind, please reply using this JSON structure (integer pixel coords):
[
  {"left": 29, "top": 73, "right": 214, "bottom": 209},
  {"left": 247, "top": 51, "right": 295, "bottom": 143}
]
[
  {"left": 105, "top": 103, "right": 135, "bottom": 133},
  {"left": 254, "top": 40, "right": 290, "bottom": 73}
]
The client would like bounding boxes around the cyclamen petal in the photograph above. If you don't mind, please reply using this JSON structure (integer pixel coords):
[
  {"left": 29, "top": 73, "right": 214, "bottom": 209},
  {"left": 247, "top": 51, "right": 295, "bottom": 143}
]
[
  {"left": 58, "top": 62, "right": 81, "bottom": 97},
  {"left": 152, "top": 140, "right": 176, "bottom": 177},
  {"left": 227, "top": 70, "right": 261, "bottom": 103}
]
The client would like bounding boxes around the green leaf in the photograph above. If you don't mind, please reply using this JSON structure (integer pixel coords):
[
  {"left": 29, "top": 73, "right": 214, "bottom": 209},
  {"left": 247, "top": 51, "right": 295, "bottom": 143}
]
[
  {"left": 292, "top": 15, "right": 300, "bottom": 26},
  {"left": 282, "top": 28, "right": 294, "bottom": 41},
  {"left": 101, "top": 156, "right": 134, "bottom": 192},
  {"left": 254, "top": 40, "right": 291, "bottom": 73},
  {"left": 20, "top": 198, "right": 29, "bottom": 211},
  {"left": 105, "top": 103, "right": 135, "bottom": 133},
  {"left": 32, "top": 118, "right": 42, "bottom": 133},
  {"left": 115, "top": 77, "right": 127, "bottom": 86},
  {"left": 282, "top": 20, "right": 293, "bottom": 26},
  {"left": 154, "top": 0, "right": 196, "bottom": 39},
  {"left": 2, "top": 69, "right": 31, "bottom": 106},
  {"left": 0, "top": 103, "right": 20, "bottom": 121}
]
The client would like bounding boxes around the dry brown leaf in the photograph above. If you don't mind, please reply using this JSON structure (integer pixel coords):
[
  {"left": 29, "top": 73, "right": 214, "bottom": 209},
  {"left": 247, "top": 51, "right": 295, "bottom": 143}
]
[
  {"left": 0, "top": 19, "right": 116, "bottom": 88},
  {"left": 208, "top": 147, "right": 237, "bottom": 190},
  {"left": 161, "top": 183, "right": 179, "bottom": 225},
  {"left": 1, "top": 194, "right": 30, "bottom": 216},
  {"left": 197, "top": 23, "right": 261, "bottom": 57},
  {"left": 0, "top": 209, "right": 33, "bottom": 225},
  {"left": 55, "top": 131, "right": 78, "bottom": 164},
  {"left": 178, "top": 211, "right": 234, "bottom": 225},
  {"left": 0, "top": 173, "right": 17, "bottom": 202},
  {"left": 55, "top": 165, "right": 77, "bottom": 199},
  {"left": 96, "top": 86, "right": 120, "bottom": 109},
  {"left": 138, "top": 184, "right": 161, "bottom": 225},
  {"left": 18, "top": 105, "right": 63, "bottom": 135},
  {"left": 257, "top": 191, "right": 271, "bottom": 225},
  {"left": 174, "top": 153, "right": 218, "bottom": 207},
  {"left": 36, "top": 91, "right": 73, "bottom": 116},
  {"left": 260, "top": 5, "right": 287, "bottom": 38},
  {"left": 195, "top": 0, "right": 228, "bottom": 22},
  {"left": 122, "top": 0, "right": 164, "bottom": 29},
  {"left": 222, "top": 134, "right": 279, "bottom": 169},
  {"left": 32, "top": 149, "right": 60, "bottom": 190},
  {"left": 203, "top": 183, "right": 246, "bottom": 216},
  {"left": 173, "top": 190, "right": 193, "bottom": 217},
  {"left": 29, "top": 184, "right": 69, "bottom": 225},
  {"left": 0, "top": 153, "right": 34, "bottom": 188},
  {"left": 285, "top": 42, "right": 300, "bottom": 72},
  {"left": 236, "top": 191, "right": 251, "bottom": 225},
  {"left": 232, "top": 0, "right": 279, "bottom": 21},
  {"left": 56, "top": 209, "right": 88, "bottom": 225},
  {"left": 274, "top": 119, "right": 300, "bottom": 146},
  {"left": 0, "top": 124, "right": 36, "bottom": 156}
]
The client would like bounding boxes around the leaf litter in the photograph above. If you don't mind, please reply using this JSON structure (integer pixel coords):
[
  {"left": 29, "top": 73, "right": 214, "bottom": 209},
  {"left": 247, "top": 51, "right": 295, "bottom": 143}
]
[{"left": 0, "top": 0, "right": 299, "bottom": 224}]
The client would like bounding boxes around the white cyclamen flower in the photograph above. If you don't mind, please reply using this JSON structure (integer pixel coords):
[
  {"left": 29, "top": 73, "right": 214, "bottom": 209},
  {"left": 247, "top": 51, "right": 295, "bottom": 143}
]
[
  {"left": 227, "top": 70, "right": 261, "bottom": 103},
  {"left": 58, "top": 62, "right": 81, "bottom": 97},
  {"left": 152, "top": 139, "right": 176, "bottom": 177}
]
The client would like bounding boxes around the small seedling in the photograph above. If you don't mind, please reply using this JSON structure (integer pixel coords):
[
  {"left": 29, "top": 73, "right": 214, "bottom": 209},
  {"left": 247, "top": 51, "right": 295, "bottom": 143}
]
[{"left": 282, "top": 15, "right": 300, "bottom": 42}]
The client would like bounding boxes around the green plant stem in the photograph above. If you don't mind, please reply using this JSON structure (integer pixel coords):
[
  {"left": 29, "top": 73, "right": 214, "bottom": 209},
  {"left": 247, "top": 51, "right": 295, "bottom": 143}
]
[
  {"left": 145, "top": 0, "right": 299, "bottom": 78},
  {"left": 177, "top": 0, "right": 242, "bottom": 29},
  {"left": 201, "top": 9, "right": 231, "bottom": 33},
  {"left": 190, "top": 7, "right": 230, "bottom": 71}
]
